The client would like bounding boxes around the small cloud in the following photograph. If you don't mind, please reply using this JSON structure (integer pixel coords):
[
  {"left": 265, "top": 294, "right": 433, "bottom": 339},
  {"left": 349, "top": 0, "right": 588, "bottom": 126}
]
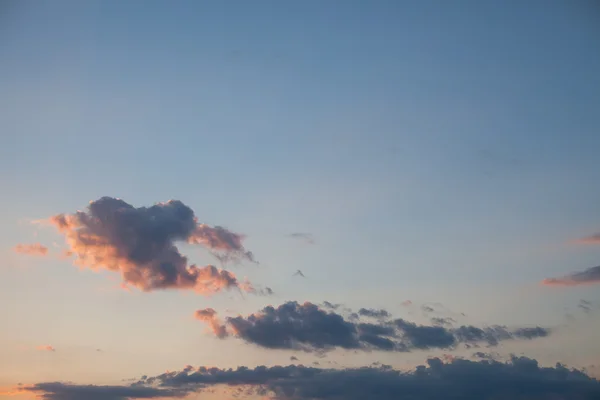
[
  {"left": 542, "top": 266, "right": 600, "bottom": 287},
  {"left": 290, "top": 356, "right": 298, "bottom": 361},
  {"left": 13, "top": 243, "right": 48, "bottom": 256},
  {"left": 46, "top": 197, "right": 256, "bottom": 295},
  {"left": 288, "top": 233, "right": 315, "bottom": 244},
  {"left": 96, "top": 348, "right": 103, "bottom": 352},
  {"left": 36, "top": 345, "right": 55, "bottom": 352},
  {"left": 293, "top": 269, "right": 306, "bottom": 278},
  {"left": 421, "top": 305, "right": 435, "bottom": 313},
  {"left": 578, "top": 300, "right": 592, "bottom": 314},
  {"left": 401, "top": 300, "right": 413, "bottom": 307},
  {"left": 572, "top": 233, "right": 600, "bottom": 245}
]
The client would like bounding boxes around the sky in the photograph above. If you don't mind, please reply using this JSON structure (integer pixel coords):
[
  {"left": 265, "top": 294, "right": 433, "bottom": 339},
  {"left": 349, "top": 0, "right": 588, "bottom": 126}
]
[{"left": 1, "top": 1, "right": 600, "bottom": 399}]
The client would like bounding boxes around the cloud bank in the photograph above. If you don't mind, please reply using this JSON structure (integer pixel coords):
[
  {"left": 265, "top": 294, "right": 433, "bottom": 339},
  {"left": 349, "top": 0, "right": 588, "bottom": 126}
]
[
  {"left": 195, "top": 301, "right": 550, "bottom": 353},
  {"left": 19, "top": 356, "right": 600, "bottom": 400},
  {"left": 13, "top": 243, "right": 49, "bottom": 256},
  {"left": 48, "top": 197, "right": 255, "bottom": 295},
  {"left": 542, "top": 266, "right": 600, "bottom": 286}
]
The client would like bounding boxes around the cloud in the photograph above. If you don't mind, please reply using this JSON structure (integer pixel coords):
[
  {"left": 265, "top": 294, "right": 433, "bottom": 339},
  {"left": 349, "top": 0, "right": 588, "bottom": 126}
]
[
  {"left": 47, "top": 197, "right": 256, "bottom": 294},
  {"left": 195, "top": 301, "right": 550, "bottom": 353},
  {"left": 20, "top": 382, "right": 187, "bottom": 400},
  {"left": 542, "top": 266, "right": 600, "bottom": 286},
  {"left": 36, "top": 345, "right": 55, "bottom": 352},
  {"left": 573, "top": 233, "right": 600, "bottom": 245},
  {"left": 194, "top": 308, "right": 228, "bottom": 339},
  {"left": 579, "top": 299, "right": 592, "bottom": 313},
  {"left": 21, "top": 356, "right": 600, "bottom": 400},
  {"left": 293, "top": 269, "right": 306, "bottom": 278},
  {"left": 357, "top": 308, "right": 390, "bottom": 319},
  {"left": 13, "top": 243, "right": 48, "bottom": 256},
  {"left": 288, "top": 232, "right": 315, "bottom": 244}
]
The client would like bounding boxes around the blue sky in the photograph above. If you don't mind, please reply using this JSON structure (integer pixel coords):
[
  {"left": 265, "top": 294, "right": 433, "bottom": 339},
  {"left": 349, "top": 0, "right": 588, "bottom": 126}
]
[{"left": 1, "top": 1, "right": 600, "bottom": 398}]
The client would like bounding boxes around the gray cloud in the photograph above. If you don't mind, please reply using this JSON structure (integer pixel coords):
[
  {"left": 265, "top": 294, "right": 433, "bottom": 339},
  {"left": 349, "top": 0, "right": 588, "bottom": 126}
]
[
  {"left": 293, "top": 269, "right": 306, "bottom": 278},
  {"left": 196, "top": 301, "right": 551, "bottom": 353},
  {"left": 20, "top": 382, "right": 187, "bottom": 400},
  {"left": 543, "top": 265, "right": 600, "bottom": 287},
  {"left": 579, "top": 300, "right": 592, "bottom": 313},
  {"left": 288, "top": 233, "right": 315, "bottom": 244},
  {"left": 22, "top": 357, "right": 600, "bottom": 400},
  {"left": 48, "top": 197, "right": 256, "bottom": 294},
  {"left": 358, "top": 308, "right": 390, "bottom": 319}
]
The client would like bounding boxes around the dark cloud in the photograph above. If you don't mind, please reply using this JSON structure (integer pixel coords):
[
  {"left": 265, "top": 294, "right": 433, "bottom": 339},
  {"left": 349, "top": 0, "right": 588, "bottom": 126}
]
[
  {"left": 421, "top": 305, "right": 435, "bottom": 313},
  {"left": 322, "top": 301, "right": 340, "bottom": 310},
  {"left": 48, "top": 197, "right": 256, "bottom": 294},
  {"left": 23, "top": 357, "right": 600, "bottom": 400},
  {"left": 293, "top": 269, "right": 306, "bottom": 278},
  {"left": 579, "top": 300, "right": 592, "bottom": 313},
  {"left": 430, "top": 317, "right": 455, "bottom": 326},
  {"left": 542, "top": 265, "right": 600, "bottom": 286},
  {"left": 290, "top": 356, "right": 298, "bottom": 361},
  {"left": 21, "top": 382, "right": 187, "bottom": 400},
  {"left": 288, "top": 232, "right": 315, "bottom": 244},
  {"left": 357, "top": 308, "right": 390, "bottom": 319},
  {"left": 195, "top": 301, "right": 551, "bottom": 353}
]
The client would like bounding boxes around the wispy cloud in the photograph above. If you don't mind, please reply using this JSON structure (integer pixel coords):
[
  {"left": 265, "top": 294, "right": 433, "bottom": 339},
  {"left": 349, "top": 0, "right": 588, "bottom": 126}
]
[
  {"left": 194, "top": 301, "right": 550, "bottom": 353},
  {"left": 47, "top": 197, "right": 256, "bottom": 295},
  {"left": 288, "top": 232, "right": 316, "bottom": 244},
  {"left": 572, "top": 233, "right": 600, "bottom": 245},
  {"left": 36, "top": 345, "right": 55, "bottom": 352},
  {"left": 17, "top": 357, "right": 600, "bottom": 400},
  {"left": 293, "top": 269, "right": 306, "bottom": 278},
  {"left": 542, "top": 266, "right": 600, "bottom": 286},
  {"left": 13, "top": 243, "right": 48, "bottom": 256}
]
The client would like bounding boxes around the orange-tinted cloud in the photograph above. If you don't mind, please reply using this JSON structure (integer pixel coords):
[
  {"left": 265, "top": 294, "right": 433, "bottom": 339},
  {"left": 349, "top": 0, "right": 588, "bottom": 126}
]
[
  {"left": 48, "top": 197, "right": 256, "bottom": 295},
  {"left": 542, "top": 266, "right": 600, "bottom": 287},
  {"left": 572, "top": 233, "right": 600, "bottom": 245},
  {"left": 194, "top": 308, "right": 228, "bottom": 338},
  {"left": 13, "top": 243, "right": 48, "bottom": 256},
  {"left": 36, "top": 345, "right": 55, "bottom": 352}
]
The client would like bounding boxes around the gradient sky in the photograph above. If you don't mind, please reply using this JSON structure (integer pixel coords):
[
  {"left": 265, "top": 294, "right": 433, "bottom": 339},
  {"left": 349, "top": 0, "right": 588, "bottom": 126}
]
[{"left": 1, "top": 1, "right": 600, "bottom": 399}]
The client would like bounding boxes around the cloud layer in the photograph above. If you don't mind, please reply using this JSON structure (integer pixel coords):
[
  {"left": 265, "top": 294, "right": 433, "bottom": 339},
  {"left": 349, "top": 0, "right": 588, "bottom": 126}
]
[
  {"left": 49, "top": 197, "right": 255, "bottom": 294},
  {"left": 19, "top": 356, "right": 600, "bottom": 400},
  {"left": 542, "top": 266, "right": 600, "bottom": 286},
  {"left": 13, "top": 243, "right": 49, "bottom": 256},
  {"left": 195, "top": 301, "right": 550, "bottom": 353}
]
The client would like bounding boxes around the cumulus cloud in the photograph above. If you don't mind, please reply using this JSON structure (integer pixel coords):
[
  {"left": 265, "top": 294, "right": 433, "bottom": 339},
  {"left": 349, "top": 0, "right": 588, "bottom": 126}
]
[
  {"left": 48, "top": 197, "right": 256, "bottom": 294},
  {"left": 36, "top": 345, "right": 55, "bottom": 352},
  {"left": 542, "top": 266, "right": 600, "bottom": 286},
  {"left": 13, "top": 243, "right": 48, "bottom": 256},
  {"left": 194, "top": 301, "right": 550, "bottom": 353},
  {"left": 19, "top": 357, "right": 600, "bottom": 400}
]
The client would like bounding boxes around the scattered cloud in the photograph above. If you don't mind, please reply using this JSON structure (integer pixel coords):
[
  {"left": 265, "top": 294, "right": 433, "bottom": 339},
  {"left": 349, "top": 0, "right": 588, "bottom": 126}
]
[
  {"left": 47, "top": 197, "right": 256, "bottom": 295},
  {"left": 36, "top": 345, "right": 55, "bottom": 352},
  {"left": 578, "top": 299, "right": 593, "bottom": 314},
  {"left": 13, "top": 243, "right": 48, "bottom": 256},
  {"left": 542, "top": 266, "right": 600, "bottom": 286},
  {"left": 293, "top": 269, "right": 306, "bottom": 278},
  {"left": 290, "top": 356, "right": 298, "bottom": 361},
  {"left": 20, "top": 357, "right": 600, "bottom": 400},
  {"left": 572, "top": 233, "right": 600, "bottom": 245},
  {"left": 195, "top": 301, "right": 550, "bottom": 353},
  {"left": 401, "top": 300, "right": 413, "bottom": 306},
  {"left": 357, "top": 308, "right": 390, "bottom": 319},
  {"left": 288, "top": 232, "right": 315, "bottom": 244},
  {"left": 194, "top": 308, "right": 228, "bottom": 339},
  {"left": 421, "top": 305, "right": 435, "bottom": 313},
  {"left": 430, "top": 317, "right": 455, "bottom": 326}
]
